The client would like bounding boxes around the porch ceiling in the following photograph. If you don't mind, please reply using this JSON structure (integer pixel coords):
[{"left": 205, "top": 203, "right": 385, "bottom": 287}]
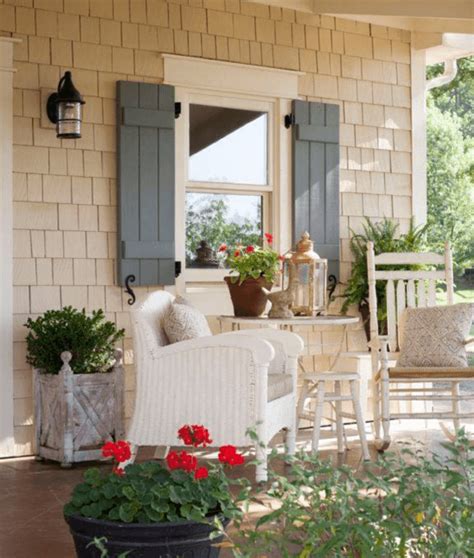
[
  {"left": 246, "top": 0, "right": 474, "bottom": 63},
  {"left": 246, "top": 0, "right": 474, "bottom": 34}
]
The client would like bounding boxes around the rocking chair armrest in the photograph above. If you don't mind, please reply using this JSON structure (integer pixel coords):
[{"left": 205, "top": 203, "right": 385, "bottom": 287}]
[
  {"left": 369, "top": 335, "right": 391, "bottom": 372},
  {"left": 227, "top": 328, "right": 304, "bottom": 358},
  {"left": 149, "top": 333, "right": 275, "bottom": 365},
  {"left": 367, "top": 335, "right": 390, "bottom": 352},
  {"left": 464, "top": 338, "right": 474, "bottom": 348}
]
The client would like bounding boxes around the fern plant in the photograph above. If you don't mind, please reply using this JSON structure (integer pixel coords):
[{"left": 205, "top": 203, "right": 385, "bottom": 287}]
[
  {"left": 340, "top": 218, "right": 427, "bottom": 335},
  {"left": 25, "top": 307, "right": 124, "bottom": 375}
]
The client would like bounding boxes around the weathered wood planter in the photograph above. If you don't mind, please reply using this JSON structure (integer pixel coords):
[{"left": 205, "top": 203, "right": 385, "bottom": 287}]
[{"left": 34, "top": 349, "right": 124, "bottom": 467}]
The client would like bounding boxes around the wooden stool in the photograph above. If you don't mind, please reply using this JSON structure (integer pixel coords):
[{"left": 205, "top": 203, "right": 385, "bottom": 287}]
[{"left": 298, "top": 372, "right": 370, "bottom": 460}]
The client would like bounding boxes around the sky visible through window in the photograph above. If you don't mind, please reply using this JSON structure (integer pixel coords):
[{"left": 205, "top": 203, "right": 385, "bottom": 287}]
[{"left": 189, "top": 113, "right": 267, "bottom": 185}]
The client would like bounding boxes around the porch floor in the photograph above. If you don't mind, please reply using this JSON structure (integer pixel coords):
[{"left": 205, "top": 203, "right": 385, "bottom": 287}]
[{"left": 0, "top": 421, "right": 471, "bottom": 558}]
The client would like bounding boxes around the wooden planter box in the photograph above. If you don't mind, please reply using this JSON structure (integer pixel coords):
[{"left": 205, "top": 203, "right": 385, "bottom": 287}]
[{"left": 34, "top": 349, "right": 124, "bottom": 467}]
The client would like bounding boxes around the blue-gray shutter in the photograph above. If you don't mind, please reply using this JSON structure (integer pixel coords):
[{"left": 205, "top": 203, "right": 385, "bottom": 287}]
[
  {"left": 292, "top": 100, "right": 340, "bottom": 279},
  {"left": 117, "top": 81, "right": 175, "bottom": 286}
]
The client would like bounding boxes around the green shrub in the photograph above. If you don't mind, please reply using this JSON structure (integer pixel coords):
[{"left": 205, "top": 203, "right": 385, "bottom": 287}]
[
  {"left": 231, "top": 430, "right": 474, "bottom": 557},
  {"left": 25, "top": 306, "right": 124, "bottom": 375}
]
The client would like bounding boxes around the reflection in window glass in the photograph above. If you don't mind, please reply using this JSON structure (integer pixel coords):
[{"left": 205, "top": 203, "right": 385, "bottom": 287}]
[
  {"left": 189, "top": 104, "right": 267, "bottom": 185},
  {"left": 186, "top": 192, "right": 262, "bottom": 268}
]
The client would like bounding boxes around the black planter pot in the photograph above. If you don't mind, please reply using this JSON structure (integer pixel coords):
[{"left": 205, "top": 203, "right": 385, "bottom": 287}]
[{"left": 65, "top": 513, "right": 229, "bottom": 558}]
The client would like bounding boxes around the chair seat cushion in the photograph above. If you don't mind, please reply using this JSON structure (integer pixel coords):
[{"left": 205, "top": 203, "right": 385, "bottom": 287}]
[
  {"left": 163, "top": 297, "right": 212, "bottom": 344},
  {"left": 379, "top": 366, "right": 474, "bottom": 380},
  {"left": 267, "top": 374, "right": 293, "bottom": 402},
  {"left": 397, "top": 303, "right": 473, "bottom": 368}
]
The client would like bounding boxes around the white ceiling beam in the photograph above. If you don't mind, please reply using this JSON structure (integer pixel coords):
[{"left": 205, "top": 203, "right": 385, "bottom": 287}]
[
  {"left": 413, "top": 32, "right": 474, "bottom": 64},
  {"left": 317, "top": 13, "right": 474, "bottom": 34},
  {"left": 311, "top": 0, "right": 474, "bottom": 20}
]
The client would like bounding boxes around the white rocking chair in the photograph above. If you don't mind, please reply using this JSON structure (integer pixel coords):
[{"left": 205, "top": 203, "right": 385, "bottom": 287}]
[
  {"left": 124, "top": 290, "right": 304, "bottom": 482},
  {"left": 367, "top": 241, "right": 474, "bottom": 450}
]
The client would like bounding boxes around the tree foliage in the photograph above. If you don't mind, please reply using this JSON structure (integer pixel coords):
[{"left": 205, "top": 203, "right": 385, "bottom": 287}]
[
  {"left": 427, "top": 57, "right": 474, "bottom": 138},
  {"left": 186, "top": 196, "right": 261, "bottom": 265},
  {"left": 426, "top": 57, "right": 474, "bottom": 273}
]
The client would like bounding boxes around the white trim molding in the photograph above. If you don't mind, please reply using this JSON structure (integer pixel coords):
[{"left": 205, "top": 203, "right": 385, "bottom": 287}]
[
  {"left": 410, "top": 47, "right": 427, "bottom": 226},
  {"left": 0, "top": 38, "right": 19, "bottom": 458},
  {"left": 162, "top": 54, "right": 303, "bottom": 100}
]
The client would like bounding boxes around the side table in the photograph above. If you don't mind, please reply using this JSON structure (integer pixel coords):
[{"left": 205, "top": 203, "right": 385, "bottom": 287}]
[{"left": 217, "top": 314, "right": 363, "bottom": 433}]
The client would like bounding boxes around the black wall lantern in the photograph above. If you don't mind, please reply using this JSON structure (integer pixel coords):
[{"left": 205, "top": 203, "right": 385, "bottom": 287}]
[{"left": 47, "top": 71, "right": 85, "bottom": 139}]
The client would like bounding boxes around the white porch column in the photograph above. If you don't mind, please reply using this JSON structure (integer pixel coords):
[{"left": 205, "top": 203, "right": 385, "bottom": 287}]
[
  {"left": 0, "top": 38, "right": 19, "bottom": 458},
  {"left": 410, "top": 47, "right": 427, "bottom": 226}
]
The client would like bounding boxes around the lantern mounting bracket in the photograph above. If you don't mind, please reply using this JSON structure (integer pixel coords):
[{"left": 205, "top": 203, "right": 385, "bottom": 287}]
[{"left": 46, "top": 92, "right": 59, "bottom": 124}]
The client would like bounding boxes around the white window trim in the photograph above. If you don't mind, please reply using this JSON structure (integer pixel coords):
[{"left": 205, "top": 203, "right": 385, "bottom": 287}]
[
  {"left": 163, "top": 54, "right": 303, "bottom": 100},
  {"left": 163, "top": 56, "right": 299, "bottom": 313},
  {"left": 0, "top": 38, "right": 19, "bottom": 458}
]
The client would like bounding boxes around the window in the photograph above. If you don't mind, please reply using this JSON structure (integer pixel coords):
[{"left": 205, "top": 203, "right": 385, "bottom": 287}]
[{"left": 176, "top": 91, "right": 276, "bottom": 283}]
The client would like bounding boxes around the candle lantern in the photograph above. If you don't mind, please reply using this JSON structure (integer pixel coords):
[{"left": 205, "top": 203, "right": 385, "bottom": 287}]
[
  {"left": 47, "top": 71, "right": 85, "bottom": 139},
  {"left": 283, "top": 231, "right": 328, "bottom": 316}
]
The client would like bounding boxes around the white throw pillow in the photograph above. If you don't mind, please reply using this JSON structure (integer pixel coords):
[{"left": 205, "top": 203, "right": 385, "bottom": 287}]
[
  {"left": 163, "top": 297, "right": 212, "bottom": 344},
  {"left": 397, "top": 303, "right": 473, "bottom": 368}
]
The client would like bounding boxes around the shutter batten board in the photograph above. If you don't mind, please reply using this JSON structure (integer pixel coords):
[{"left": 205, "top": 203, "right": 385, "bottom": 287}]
[
  {"left": 117, "top": 81, "right": 176, "bottom": 286},
  {"left": 292, "top": 100, "right": 340, "bottom": 279},
  {"left": 122, "top": 108, "right": 174, "bottom": 129},
  {"left": 122, "top": 241, "right": 175, "bottom": 259},
  {"left": 296, "top": 125, "right": 338, "bottom": 143}
]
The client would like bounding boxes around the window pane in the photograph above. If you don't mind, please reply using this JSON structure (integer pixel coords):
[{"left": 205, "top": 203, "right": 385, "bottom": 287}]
[
  {"left": 186, "top": 192, "right": 262, "bottom": 268},
  {"left": 189, "top": 104, "right": 267, "bottom": 185}
]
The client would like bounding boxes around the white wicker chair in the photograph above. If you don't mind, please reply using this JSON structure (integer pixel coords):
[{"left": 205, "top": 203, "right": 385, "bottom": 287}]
[{"left": 124, "top": 290, "right": 304, "bottom": 482}]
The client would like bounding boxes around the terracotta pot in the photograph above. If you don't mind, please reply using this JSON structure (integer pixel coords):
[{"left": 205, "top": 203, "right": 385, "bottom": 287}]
[{"left": 225, "top": 276, "right": 272, "bottom": 317}]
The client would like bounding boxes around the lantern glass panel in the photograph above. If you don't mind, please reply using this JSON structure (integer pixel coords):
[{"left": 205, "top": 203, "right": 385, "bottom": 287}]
[
  {"left": 283, "top": 256, "right": 327, "bottom": 315},
  {"left": 57, "top": 102, "right": 82, "bottom": 138},
  {"left": 294, "top": 262, "right": 311, "bottom": 309}
]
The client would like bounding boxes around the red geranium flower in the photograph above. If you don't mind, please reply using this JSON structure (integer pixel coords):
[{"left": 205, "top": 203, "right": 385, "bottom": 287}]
[
  {"left": 101, "top": 440, "right": 131, "bottom": 464},
  {"left": 218, "top": 445, "right": 245, "bottom": 466},
  {"left": 115, "top": 441, "right": 132, "bottom": 463},
  {"left": 166, "top": 450, "right": 181, "bottom": 470},
  {"left": 234, "top": 250, "right": 241, "bottom": 257},
  {"left": 180, "top": 452, "right": 198, "bottom": 472},
  {"left": 264, "top": 233, "right": 273, "bottom": 244},
  {"left": 178, "top": 425, "right": 213, "bottom": 448},
  {"left": 245, "top": 245, "right": 255, "bottom": 254},
  {"left": 166, "top": 450, "right": 198, "bottom": 472},
  {"left": 112, "top": 466, "right": 125, "bottom": 477},
  {"left": 194, "top": 466, "right": 209, "bottom": 480},
  {"left": 218, "top": 243, "right": 227, "bottom": 252},
  {"left": 101, "top": 441, "right": 117, "bottom": 459}
]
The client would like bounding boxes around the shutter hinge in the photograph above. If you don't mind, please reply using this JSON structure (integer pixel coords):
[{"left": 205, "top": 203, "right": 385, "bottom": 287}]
[
  {"left": 174, "top": 102, "right": 181, "bottom": 119},
  {"left": 175, "top": 261, "right": 182, "bottom": 278},
  {"left": 284, "top": 113, "right": 295, "bottom": 129}
]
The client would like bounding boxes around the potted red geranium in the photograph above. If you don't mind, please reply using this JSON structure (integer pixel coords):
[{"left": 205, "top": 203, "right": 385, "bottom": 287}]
[
  {"left": 221, "top": 233, "right": 283, "bottom": 317},
  {"left": 64, "top": 425, "right": 247, "bottom": 557}
]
